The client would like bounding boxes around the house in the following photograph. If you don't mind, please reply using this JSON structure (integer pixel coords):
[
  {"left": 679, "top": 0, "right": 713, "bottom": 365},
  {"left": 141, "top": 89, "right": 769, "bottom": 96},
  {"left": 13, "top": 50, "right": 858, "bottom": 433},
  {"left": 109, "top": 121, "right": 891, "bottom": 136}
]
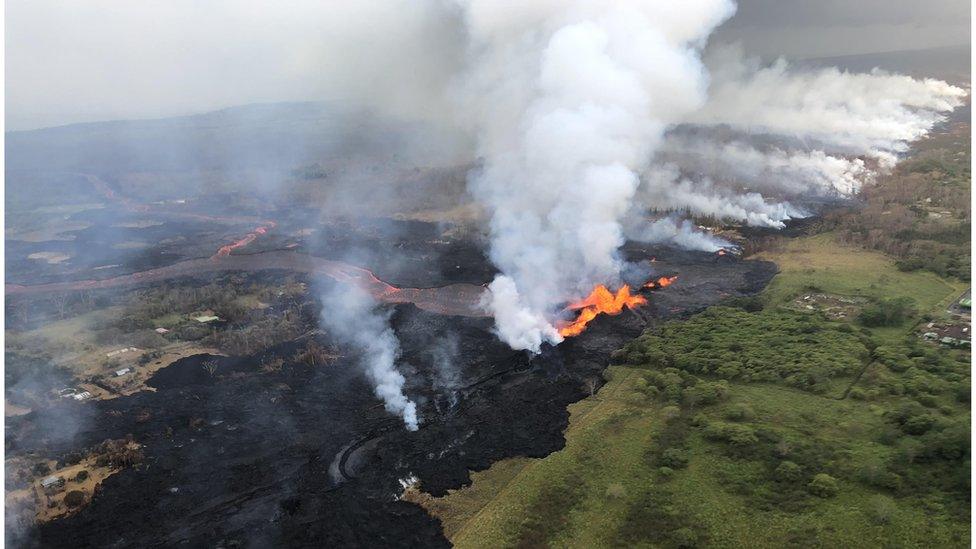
[
  {"left": 155, "top": 327, "right": 170, "bottom": 334},
  {"left": 41, "top": 476, "right": 65, "bottom": 490},
  {"left": 72, "top": 391, "right": 92, "bottom": 401},
  {"left": 115, "top": 368, "right": 131, "bottom": 377}
]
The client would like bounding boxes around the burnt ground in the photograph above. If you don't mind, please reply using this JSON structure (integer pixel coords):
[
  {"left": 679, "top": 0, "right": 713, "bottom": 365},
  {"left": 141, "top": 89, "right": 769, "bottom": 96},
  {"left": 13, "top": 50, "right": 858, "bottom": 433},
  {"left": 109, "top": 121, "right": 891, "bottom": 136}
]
[{"left": 6, "top": 237, "right": 776, "bottom": 547}]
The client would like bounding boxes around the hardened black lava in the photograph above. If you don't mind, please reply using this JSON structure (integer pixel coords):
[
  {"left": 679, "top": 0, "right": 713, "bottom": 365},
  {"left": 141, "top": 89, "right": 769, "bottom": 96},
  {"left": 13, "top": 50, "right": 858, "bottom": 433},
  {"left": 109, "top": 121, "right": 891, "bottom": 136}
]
[{"left": 9, "top": 238, "right": 775, "bottom": 548}]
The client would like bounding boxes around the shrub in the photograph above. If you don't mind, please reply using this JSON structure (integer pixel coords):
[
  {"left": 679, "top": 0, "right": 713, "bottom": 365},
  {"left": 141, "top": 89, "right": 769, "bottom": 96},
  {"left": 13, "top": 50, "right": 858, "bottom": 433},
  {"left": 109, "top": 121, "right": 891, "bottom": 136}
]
[
  {"left": 74, "top": 470, "right": 89, "bottom": 482},
  {"left": 868, "top": 495, "right": 897, "bottom": 525},
  {"left": 859, "top": 298, "right": 917, "bottom": 327},
  {"left": 902, "top": 414, "right": 936, "bottom": 436},
  {"left": 682, "top": 381, "right": 729, "bottom": 407},
  {"left": 723, "top": 404, "right": 754, "bottom": 421},
  {"left": 660, "top": 448, "right": 689, "bottom": 469},
  {"left": 661, "top": 405, "right": 682, "bottom": 422},
  {"left": 807, "top": 474, "right": 839, "bottom": 498},
  {"left": 774, "top": 461, "right": 803, "bottom": 483},
  {"left": 605, "top": 483, "right": 627, "bottom": 499},
  {"left": 669, "top": 527, "right": 700, "bottom": 548},
  {"left": 704, "top": 422, "right": 759, "bottom": 446},
  {"left": 64, "top": 490, "right": 85, "bottom": 507}
]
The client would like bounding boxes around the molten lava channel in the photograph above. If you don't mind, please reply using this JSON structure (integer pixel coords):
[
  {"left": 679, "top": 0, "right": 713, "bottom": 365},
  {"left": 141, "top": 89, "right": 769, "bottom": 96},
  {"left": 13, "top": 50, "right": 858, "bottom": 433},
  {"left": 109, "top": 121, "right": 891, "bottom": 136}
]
[
  {"left": 644, "top": 275, "right": 677, "bottom": 289},
  {"left": 212, "top": 221, "right": 277, "bottom": 259},
  {"left": 557, "top": 275, "right": 679, "bottom": 338},
  {"left": 556, "top": 284, "right": 647, "bottom": 338}
]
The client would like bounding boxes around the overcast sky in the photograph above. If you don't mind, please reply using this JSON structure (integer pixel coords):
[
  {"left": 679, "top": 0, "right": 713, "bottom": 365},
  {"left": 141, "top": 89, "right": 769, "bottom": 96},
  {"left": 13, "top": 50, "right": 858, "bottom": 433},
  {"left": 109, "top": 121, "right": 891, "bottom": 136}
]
[{"left": 6, "top": 0, "right": 971, "bottom": 131}]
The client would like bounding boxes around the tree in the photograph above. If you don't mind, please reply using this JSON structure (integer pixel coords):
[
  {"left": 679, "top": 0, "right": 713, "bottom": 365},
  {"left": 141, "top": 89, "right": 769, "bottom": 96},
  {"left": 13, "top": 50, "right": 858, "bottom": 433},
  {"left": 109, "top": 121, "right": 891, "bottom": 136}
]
[
  {"left": 859, "top": 298, "right": 917, "bottom": 327},
  {"left": 869, "top": 495, "right": 897, "bottom": 525},
  {"left": 50, "top": 292, "right": 70, "bottom": 320},
  {"left": 584, "top": 378, "right": 600, "bottom": 398},
  {"left": 660, "top": 448, "right": 689, "bottom": 469},
  {"left": 201, "top": 359, "right": 219, "bottom": 377},
  {"left": 64, "top": 490, "right": 85, "bottom": 508},
  {"left": 774, "top": 461, "right": 803, "bottom": 483},
  {"left": 670, "top": 527, "right": 699, "bottom": 548},
  {"left": 807, "top": 473, "right": 839, "bottom": 498}
]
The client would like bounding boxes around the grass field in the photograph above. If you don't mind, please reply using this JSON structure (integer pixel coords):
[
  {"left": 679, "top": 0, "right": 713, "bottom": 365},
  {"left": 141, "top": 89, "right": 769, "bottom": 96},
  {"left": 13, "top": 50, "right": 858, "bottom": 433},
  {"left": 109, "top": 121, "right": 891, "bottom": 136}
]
[
  {"left": 757, "top": 233, "right": 966, "bottom": 315},
  {"left": 420, "top": 233, "right": 971, "bottom": 548}
]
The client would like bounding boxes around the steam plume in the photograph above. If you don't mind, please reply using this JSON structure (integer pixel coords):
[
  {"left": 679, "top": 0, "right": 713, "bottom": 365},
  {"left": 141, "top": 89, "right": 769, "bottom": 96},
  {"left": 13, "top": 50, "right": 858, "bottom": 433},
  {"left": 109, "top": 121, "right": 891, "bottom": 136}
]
[
  {"left": 319, "top": 284, "right": 419, "bottom": 430},
  {"left": 692, "top": 47, "right": 968, "bottom": 160},
  {"left": 296, "top": 2, "right": 966, "bottom": 354},
  {"left": 460, "top": 0, "right": 738, "bottom": 351},
  {"left": 624, "top": 215, "right": 730, "bottom": 252}
]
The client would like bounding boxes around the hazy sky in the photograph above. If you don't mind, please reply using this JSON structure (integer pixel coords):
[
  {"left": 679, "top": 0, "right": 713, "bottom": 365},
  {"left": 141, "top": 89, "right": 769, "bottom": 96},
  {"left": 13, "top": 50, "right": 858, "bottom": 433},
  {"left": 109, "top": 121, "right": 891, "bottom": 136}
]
[{"left": 6, "top": 0, "right": 971, "bottom": 131}]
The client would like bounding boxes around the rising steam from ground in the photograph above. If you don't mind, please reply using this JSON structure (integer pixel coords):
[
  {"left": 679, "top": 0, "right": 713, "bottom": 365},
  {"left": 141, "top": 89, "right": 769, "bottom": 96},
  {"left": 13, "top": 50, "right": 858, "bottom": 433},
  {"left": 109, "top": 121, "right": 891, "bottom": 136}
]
[
  {"left": 635, "top": 45, "right": 967, "bottom": 234},
  {"left": 308, "top": 1, "right": 965, "bottom": 354},
  {"left": 457, "top": 0, "right": 738, "bottom": 352},
  {"left": 448, "top": 6, "right": 963, "bottom": 352},
  {"left": 318, "top": 284, "right": 419, "bottom": 430}
]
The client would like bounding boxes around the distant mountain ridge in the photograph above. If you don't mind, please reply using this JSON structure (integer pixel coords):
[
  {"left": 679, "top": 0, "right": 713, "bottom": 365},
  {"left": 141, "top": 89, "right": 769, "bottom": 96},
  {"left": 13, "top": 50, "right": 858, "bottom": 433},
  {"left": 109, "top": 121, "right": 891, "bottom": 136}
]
[{"left": 6, "top": 101, "right": 463, "bottom": 175}]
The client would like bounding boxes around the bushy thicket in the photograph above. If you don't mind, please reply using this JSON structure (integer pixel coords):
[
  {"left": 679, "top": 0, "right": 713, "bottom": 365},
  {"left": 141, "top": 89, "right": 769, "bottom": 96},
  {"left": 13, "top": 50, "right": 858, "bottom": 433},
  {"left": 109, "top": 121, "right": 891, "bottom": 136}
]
[
  {"left": 859, "top": 297, "right": 917, "bottom": 327},
  {"left": 616, "top": 307, "right": 868, "bottom": 394}
]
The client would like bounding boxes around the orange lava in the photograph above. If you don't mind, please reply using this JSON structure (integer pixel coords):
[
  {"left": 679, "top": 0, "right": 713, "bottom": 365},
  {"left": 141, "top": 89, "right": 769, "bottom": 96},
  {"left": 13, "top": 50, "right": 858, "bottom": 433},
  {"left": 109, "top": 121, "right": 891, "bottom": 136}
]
[
  {"left": 644, "top": 275, "right": 677, "bottom": 289},
  {"left": 557, "top": 284, "right": 647, "bottom": 338},
  {"left": 212, "top": 222, "right": 277, "bottom": 259}
]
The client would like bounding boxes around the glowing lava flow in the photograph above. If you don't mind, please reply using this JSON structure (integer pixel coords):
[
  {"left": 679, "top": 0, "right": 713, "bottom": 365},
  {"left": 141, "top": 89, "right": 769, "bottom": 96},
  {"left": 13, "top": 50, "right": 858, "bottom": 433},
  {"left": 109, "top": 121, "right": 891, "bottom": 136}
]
[
  {"left": 557, "top": 285, "right": 647, "bottom": 338},
  {"left": 644, "top": 275, "right": 677, "bottom": 289},
  {"left": 212, "top": 222, "right": 277, "bottom": 259}
]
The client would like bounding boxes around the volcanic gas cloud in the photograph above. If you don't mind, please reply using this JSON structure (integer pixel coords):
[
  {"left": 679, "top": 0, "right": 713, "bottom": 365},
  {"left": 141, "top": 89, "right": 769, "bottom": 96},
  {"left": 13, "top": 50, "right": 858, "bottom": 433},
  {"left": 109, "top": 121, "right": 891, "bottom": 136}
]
[{"left": 307, "top": 0, "right": 966, "bottom": 427}]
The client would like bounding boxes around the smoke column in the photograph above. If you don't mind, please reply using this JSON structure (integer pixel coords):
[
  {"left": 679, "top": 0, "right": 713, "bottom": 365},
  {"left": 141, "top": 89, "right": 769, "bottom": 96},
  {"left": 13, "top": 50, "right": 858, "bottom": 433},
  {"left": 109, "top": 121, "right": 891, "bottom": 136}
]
[
  {"left": 301, "top": 1, "right": 965, "bottom": 354},
  {"left": 457, "top": 0, "right": 738, "bottom": 352},
  {"left": 319, "top": 284, "right": 419, "bottom": 431},
  {"left": 628, "top": 47, "right": 965, "bottom": 241}
]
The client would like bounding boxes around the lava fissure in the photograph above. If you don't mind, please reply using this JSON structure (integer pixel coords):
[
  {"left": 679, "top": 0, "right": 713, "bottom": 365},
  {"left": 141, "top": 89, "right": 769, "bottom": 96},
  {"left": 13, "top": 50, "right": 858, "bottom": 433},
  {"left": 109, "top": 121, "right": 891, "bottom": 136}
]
[
  {"left": 557, "top": 284, "right": 647, "bottom": 338},
  {"left": 212, "top": 221, "right": 278, "bottom": 259}
]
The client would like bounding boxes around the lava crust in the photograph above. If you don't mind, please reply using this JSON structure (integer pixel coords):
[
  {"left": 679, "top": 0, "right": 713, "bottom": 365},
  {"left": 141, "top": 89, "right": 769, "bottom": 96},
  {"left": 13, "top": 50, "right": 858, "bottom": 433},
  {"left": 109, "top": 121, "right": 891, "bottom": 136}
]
[{"left": 10, "top": 246, "right": 776, "bottom": 548}]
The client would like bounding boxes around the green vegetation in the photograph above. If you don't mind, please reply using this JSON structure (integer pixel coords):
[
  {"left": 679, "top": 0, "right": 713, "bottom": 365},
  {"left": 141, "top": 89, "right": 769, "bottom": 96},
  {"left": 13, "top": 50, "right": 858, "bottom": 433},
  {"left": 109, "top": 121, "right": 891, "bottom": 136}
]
[
  {"left": 859, "top": 297, "right": 918, "bottom": 327},
  {"left": 428, "top": 231, "right": 970, "bottom": 548},
  {"left": 615, "top": 307, "right": 868, "bottom": 395},
  {"left": 831, "top": 122, "right": 971, "bottom": 281}
]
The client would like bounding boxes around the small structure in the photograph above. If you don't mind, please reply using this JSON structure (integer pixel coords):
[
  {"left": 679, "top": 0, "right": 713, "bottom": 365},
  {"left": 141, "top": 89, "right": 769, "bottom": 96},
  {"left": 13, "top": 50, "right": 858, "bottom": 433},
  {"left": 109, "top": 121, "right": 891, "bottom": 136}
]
[
  {"left": 115, "top": 368, "right": 131, "bottom": 377},
  {"left": 106, "top": 347, "right": 138, "bottom": 358},
  {"left": 155, "top": 327, "right": 170, "bottom": 334},
  {"left": 72, "top": 391, "right": 92, "bottom": 401},
  {"left": 193, "top": 315, "right": 220, "bottom": 323},
  {"left": 941, "top": 336, "right": 971, "bottom": 348},
  {"left": 41, "top": 476, "right": 65, "bottom": 491}
]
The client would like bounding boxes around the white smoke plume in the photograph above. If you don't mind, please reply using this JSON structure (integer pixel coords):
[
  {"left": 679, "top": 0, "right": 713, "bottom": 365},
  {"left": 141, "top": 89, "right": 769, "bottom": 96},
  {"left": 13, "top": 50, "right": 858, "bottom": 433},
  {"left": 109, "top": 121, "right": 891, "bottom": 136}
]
[
  {"left": 657, "top": 134, "right": 872, "bottom": 196},
  {"left": 691, "top": 46, "right": 967, "bottom": 160},
  {"left": 319, "top": 284, "right": 419, "bottom": 431},
  {"left": 458, "top": 0, "right": 738, "bottom": 352},
  {"left": 641, "top": 163, "right": 809, "bottom": 229},
  {"left": 624, "top": 215, "right": 730, "bottom": 252},
  {"left": 301, "top": 2, "right": 966, "bottom": 355}
]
